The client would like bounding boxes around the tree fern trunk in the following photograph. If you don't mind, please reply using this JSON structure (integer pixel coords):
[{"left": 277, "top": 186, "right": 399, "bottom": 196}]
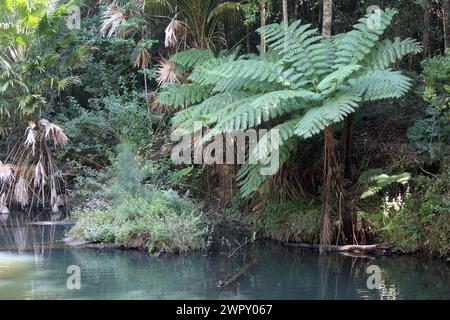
[
  {"left": 260, "top": 0, "right": 266, "bottom": 55},
  {"left": 343, "top": 114, "right": 353, "bottom": 180},
  {"left": 319, "top": 0, "right": 333, "bottom": 254},
  {"left": 320, "top": 126, "right": 333, "bottom": 253}
]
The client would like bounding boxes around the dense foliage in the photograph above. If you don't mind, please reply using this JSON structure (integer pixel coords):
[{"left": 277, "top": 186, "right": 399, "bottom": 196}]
[{"left": 0, "top": 0, "right": 448, "bottom": 258}]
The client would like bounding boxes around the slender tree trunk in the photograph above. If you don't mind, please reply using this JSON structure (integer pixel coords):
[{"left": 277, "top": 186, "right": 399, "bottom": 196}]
[
  {"left": 422, "top": 2, "right": 431, "bottom": 57},
  {"left": 282, "top": 0, "right": 288, "bottom": 24},
  {"left": 319, "top": 0, "right": 333, "bottom": 254},
  {"left": 443, "top": 0, "right": 450, "bottom": 52},
  {"left": 343, "top": 114, "right": 353, "bottom": 180},
  {"left": 246, "top": 24, "right": 251, "bottom": 53},
  {"left": 260, "top": 0, "right": 266, "bottom": 55}
]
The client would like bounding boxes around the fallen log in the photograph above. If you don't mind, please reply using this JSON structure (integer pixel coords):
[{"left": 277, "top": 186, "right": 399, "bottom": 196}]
[
  {"left": 216, "top": 257, "right": 259, "bottom": 288},
  {"left": 284, "top": 243, "right": 394, "bottom": 253},
  {"left": 30, "top": 221, "right": 75, "bottom": 226}
]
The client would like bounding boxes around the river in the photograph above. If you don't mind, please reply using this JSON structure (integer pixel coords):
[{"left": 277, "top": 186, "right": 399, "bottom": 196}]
[{"left": 0, "top": 213, "right": 449, "bottom": 300}]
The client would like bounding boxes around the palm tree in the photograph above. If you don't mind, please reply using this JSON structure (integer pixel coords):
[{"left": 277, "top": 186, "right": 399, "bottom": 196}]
[
  {"left": 100, "top": 0, "right": 242, "bottom": 50},
  {"left": 0, "top": 0, "right": 88, "bottom": 132},
  {"left": 0, "top": 0, "right": 86, "bottom": 212}
]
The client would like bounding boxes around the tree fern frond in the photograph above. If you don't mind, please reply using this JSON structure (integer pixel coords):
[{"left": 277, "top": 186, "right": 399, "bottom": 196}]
[
  {"left": 171, "top": 48, "right": 214, "bottom": 69},
  {"left": 368, "top": 38, "right": 423, "bottom": 70},
  {"left": 294, "top": 92, "right": 361, "bottom": 138},
  {"left": 172, "top": 91, "right": 250, "bottom": 126},
  {"left": 252, "top": 117, "right": 300, "bottom": 162},
  {"left": 335, "top": 8, "right": 398, "bottom": 68},
  {"left": 157, "top": 83, "right": 212, "bottom": 106},
  {"left": 214, "top": 89, "right": 320, "bottom": 131},
  {"left": 317, "top": 64, "right": 361, "bottom": 94},
  {"left": 349, "top": 69, "right": 412, "bottom": 101},
  {"left": 259, "top": 21, "right": 334, "bottom": 83},
  {"left": 237, "top": 138, "right": 296, "bottom": 198}
]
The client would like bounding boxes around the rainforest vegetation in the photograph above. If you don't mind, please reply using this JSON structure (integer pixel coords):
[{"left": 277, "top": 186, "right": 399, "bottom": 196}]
[{"left": 0, "top": 0, "right": 449, "bottom": 258}]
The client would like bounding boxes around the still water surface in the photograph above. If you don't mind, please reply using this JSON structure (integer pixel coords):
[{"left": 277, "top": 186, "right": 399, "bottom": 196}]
[{"left": 0, "top": 214, "right": 449, "bottom": 300}]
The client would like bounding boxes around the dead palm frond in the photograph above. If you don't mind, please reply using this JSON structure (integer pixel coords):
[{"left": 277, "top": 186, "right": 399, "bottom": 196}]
[
  {"left": 14, "top": 176, "right": 28, "bottom": 208},
  {"left": 134, "top": 47, "right": 151, "bottom": 69},
  {"left": 24, "top": 121, "right": 36, "bottom": 154},
  {"left": 0, "top": 119, "right": 68, "bottom": 212},
  {"left": 100, "top": 3, "right": 127, "bottom": 38},
  {"left": 39, "top": 119, "right": 69, "bottom": 147},
  {"left": 0, "top": 161, "right": 14, "bottom": 183},
  {"left": 164, "top": 17, "right": 182, "bottom": 48},
  {"left": 156, "top": 58, "right": 183, "bottom": 86}
]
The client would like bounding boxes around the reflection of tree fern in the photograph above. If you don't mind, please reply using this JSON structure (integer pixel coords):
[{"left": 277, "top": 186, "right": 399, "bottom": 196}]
[{"left": 158, "top": 8, "right": 422, "bottom": 197}]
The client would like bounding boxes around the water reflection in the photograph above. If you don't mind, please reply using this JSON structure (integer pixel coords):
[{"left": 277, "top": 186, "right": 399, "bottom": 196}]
[{"left": 0, "top": 214, "right": 449, "bottom": 300}]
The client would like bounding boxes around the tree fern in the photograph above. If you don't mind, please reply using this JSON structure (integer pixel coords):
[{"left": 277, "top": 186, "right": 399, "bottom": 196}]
[{"left": 159, "top": 8, "right": 422, "bottom": 198}]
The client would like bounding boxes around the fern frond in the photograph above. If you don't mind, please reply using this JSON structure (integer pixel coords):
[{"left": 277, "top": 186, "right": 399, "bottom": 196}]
[
  {"left": 213, "top": 89, "right": 320, "bottom": 131},
  {"left": 157, "top": 83, "right": 212, "bottom": 106},
  {"left": 259, "top": 21, "right": 334, "bottom": 84},
  {"left": 252, "top": 117, "right": 300, "bottom": 162},
  {"left": 349, "top": 69, "right": 412, "bottom": 101},
  {"left": 294, "top": 92, "right": 361, "bottom": 138},
  {"left": 171, "top": 48, "right": 214, "bottom": 69},
  {"left": 368, "top": 38, "right": 422, "bottom": 70},
  {"left": 237, "top": 138, "right": 296, "bottom": 198},
  {"left": 335, "top": 8, "right": 398, "bottom": 68},
  {"left": 172, "top": 91, "right": 250, "bottom": 126},
  {"left": 317, "top": 64, "right": 361, "bottom": 94}
]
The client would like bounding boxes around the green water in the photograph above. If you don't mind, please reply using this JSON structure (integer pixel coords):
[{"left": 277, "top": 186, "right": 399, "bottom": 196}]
[{"left": 0, "top": 214, "right": 449, "bottom": 300}]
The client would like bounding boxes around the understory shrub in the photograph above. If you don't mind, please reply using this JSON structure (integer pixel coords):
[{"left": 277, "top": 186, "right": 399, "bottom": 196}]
[
  {"left": 69, "top": 189, "right": 206, "bottom": 253},
  {"left": 366, "top": 168, "right": 449, "bottom": 258},
  {"left": 257, "top": 199, "right": 321, "bottom": 243},
  {"left": 68, "top": 144, "right": 207, "bottom": 254}
]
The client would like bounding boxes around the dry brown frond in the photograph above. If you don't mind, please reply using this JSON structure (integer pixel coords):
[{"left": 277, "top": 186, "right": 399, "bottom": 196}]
[
  {"left": 100, "top": 3, "right": 127, "bottom": 38},
  {"left": 0, "top": 161, "right": 14, "bottom": 183},
  {"left": 52, "top": 195, "right": 64, "bottom": 213},
  {"left": 24, "top": 121, "right": 36, "bottom": 154},
  {"left": 34, "top": 161, "right": 46, "bottom": 188},
  {"left": 39, "top": 119, "right": 68, "bottom": 147},
  {"left": 156, "top": 59, "right": 183, "bottom": 86},
  {"left": 134, "top": 48, "right": 151, "bottom": 69},
  {"left": 165, "top": 18, "right": 182, "bottom": 48},
  {"left": 14, "top": 177, "right": 29, "bottom": 208}
]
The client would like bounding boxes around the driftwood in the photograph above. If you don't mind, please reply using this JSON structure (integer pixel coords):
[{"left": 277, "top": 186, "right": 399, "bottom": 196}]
[
  {"left": 216, "top": 257, "right": 259, "bottom": 288},
  {"left": 30, "top": 221, "right": 75, "bottom": 226},
  {"left": 284, "top": 243, "right": 394, "bottom": 253}
]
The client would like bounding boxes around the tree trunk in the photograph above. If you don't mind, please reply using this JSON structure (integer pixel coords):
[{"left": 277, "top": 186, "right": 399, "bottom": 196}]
[
  {"left": 422, "top": 2, "right": 431, "bottom": 57},
  {"left": 320, "top": 126, "right": 333, "bottom": 253},
  {"left": 343, "top": 114, "right": 353, "bottom": 180},
  {"left": 282, "top": 0, "right": 288, "bottom": 24},
  {"left": 443, "top": 0, "right": 450, "bottom": 52},
  {"left": 260, "top": 0, "right": 266, "bottom": 55},
  {"left": 246, "top": 24, "right": 251, "bottom": 53},
  {"left": 319, "top": 0, "right": 333, "bottom": 254},
  {"left": 322, "top": 0, "right": 332, "bottom": 38}
]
